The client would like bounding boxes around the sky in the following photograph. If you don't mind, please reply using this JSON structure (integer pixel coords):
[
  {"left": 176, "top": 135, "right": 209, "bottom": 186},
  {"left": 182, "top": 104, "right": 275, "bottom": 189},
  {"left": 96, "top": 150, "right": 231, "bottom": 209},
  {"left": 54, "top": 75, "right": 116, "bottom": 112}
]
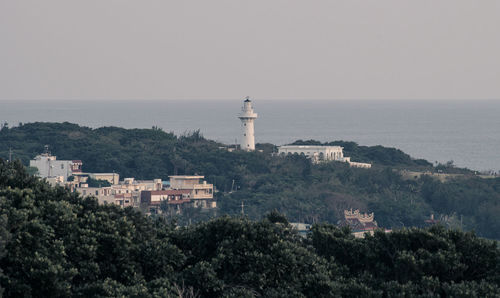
[{"left": 1, "top": 0, "right": 499, "bottom": 101}]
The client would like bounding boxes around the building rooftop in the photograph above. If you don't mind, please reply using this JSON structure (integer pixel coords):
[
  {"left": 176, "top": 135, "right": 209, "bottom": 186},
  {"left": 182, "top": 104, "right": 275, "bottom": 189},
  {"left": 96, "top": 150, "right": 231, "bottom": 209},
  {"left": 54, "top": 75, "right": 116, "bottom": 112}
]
[
  {"left": 147, "top": 190, "right": 192, "bottom": 195},
  {"left": 279, "top": 145, "right": 343, "bottom": 149},
  {"left": 168, "top": 175, "right": 205, "bottom": 179}
]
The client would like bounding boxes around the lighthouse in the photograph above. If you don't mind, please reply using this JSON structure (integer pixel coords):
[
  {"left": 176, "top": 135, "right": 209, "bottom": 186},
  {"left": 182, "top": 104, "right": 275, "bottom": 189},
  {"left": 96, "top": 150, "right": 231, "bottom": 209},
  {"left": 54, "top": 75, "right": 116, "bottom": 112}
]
[{"left": 238, "top": 97, "right": 258, "bottom": 151}]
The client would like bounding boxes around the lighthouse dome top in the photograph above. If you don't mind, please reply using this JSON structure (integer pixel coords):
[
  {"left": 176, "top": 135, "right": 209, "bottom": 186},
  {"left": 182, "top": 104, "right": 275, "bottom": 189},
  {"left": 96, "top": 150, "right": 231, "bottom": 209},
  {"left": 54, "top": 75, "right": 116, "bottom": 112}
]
[{"left": 238, "top": 97, "right": 258, "bottom": 119}]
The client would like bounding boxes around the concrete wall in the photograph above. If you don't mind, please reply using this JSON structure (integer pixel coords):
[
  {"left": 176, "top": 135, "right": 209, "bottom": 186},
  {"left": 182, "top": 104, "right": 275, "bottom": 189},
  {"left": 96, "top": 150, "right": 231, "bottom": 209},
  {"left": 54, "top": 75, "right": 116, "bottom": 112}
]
[
  {"left": 30, "top": 155, "right": 74, "bottom": 180},
  {"left": 278, "top": 145, "right": 344, "bottom": 161}
]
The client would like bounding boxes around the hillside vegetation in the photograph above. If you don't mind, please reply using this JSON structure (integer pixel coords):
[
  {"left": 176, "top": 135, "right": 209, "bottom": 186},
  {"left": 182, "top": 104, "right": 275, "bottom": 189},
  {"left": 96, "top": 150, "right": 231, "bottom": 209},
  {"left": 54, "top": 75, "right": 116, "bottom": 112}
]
[
  {"left": 1, "top": 160, "right": 499, "bottom": 297},
  {"left": 1, "top": 122, "right": 499, "bottom": 239}
]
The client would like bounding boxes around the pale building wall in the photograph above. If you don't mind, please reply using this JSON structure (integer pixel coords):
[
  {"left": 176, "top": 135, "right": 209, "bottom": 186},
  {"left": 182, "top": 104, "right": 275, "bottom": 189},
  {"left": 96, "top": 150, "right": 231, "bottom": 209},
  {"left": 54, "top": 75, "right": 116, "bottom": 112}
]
[
  {"left": 46, "top": 176, "right": 65, "bottom": 187},
  {"left": 121, "top": 180, "right": 157, "bottom": 191},
  {"left": 348, "top": 161, "right": 372, "bottom": 169},
  {"left": 192, "top": 182, "right": 213, "bottom": 199},
  {"left": 169, "top": 176, "right": 214, "bottom": 200},
  {"left": 169, "top": 176, "right": 204, "bottom": 189},
  {"left": 90, "top": 173, "right": 120, "bottom": 185},
  {"left": 278, "top": 145, "right": 344, "bottom": 161},
  {"left": 278, "top": 145, "right": 372, "bottom": 168},
  {"left": 30, "top": 155, "right": 74, "bottom": 180},
  {"left": 151, "top": 193, "right": 169, "bottom": 202},
  {"left": 77, "top": 186, "right": 113, "bottom": 197},
  {"left": 167, "top": 175, "right": 215, "bottom": 208},
  {"left": 76, "top": 186, "right": 135, "bottom": 207},
  {"left": 240, "top": 118, "right": 256, "bottom": 151},
  {"left": 238, "top": 98, "right": 258, "bottom": 151}
]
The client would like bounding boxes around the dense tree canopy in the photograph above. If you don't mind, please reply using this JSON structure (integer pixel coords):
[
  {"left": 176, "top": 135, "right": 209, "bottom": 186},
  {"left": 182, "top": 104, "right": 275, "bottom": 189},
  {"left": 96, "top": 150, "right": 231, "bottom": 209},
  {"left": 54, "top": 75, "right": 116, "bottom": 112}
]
[
  {"left": 0, "top": 160, "right": 499, "bottom": 297},
  {"left": 1, "top": 122, "right": 499, "bottom": 240}
]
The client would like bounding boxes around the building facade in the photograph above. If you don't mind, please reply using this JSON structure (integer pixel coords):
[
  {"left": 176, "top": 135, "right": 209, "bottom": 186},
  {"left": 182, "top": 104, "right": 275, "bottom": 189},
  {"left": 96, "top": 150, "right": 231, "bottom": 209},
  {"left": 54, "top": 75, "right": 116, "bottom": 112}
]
[
  {"left": 169, "top": 175, "right": 215, "bottom": 207},
  {"left": 278, "top": 145, "right": 345, "bottom": 162},
  {"left": 30, "top": 152, "right": 82, "bottom": 181},
  {"left": 278, "top": 145, "right": 372, "bottom": 168}
]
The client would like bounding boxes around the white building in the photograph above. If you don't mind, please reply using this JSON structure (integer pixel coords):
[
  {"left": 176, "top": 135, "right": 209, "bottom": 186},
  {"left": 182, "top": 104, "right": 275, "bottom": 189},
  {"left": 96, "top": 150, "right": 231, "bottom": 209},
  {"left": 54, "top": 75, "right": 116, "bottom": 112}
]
[
  {"left": 30, "top": 150, "right": 82, "bottom": 181},
  {"left": 237, "top": 97, "right": 258, "bottom": 151},
  {"left": 278, "top": 145, "right": 345, "bottom": 162},
  {"left": 278, "top": 145, "right": 372, "bottom": 168}
]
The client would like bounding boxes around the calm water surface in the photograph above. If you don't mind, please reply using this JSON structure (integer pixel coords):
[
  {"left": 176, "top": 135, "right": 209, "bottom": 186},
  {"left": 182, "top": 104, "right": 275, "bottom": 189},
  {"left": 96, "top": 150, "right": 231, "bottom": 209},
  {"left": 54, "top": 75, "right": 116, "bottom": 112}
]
[{"left": 1, "top": 99, "right": 499, "bottom": 171}]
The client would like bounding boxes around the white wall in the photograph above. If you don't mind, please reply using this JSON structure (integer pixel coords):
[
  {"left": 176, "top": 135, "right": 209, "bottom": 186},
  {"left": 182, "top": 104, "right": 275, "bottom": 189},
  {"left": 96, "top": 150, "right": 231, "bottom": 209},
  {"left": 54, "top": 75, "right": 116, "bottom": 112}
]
[{"left": 30, "top": 155, "right": 74, "bottom": 180}]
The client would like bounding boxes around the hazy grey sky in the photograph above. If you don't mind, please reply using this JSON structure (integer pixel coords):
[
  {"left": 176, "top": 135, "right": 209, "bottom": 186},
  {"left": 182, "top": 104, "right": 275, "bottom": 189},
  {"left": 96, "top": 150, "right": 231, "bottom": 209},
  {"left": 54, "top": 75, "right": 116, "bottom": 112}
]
[{"left": 1, "top": 0, "right": 499, "bottom": 100}]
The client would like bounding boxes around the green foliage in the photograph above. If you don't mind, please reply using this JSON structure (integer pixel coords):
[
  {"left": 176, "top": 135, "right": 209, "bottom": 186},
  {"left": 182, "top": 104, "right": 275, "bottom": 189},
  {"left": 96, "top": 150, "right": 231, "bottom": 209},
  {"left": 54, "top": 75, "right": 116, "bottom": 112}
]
[
  {"left": 291, "top": 139, "right": 433, "bottom": 168},
  {"left": 0, "top": 161, "right": 499, "bottom": 296},
  {"left": 310, "top": 224, "right": 500, "bottom": 296},
  {"left": 1, "top": 123, "right": 499, "bottom": 240},
  {"left": 26, "top": 166, "right": 39, "bottom": 176},
  {"left": 86, "top": 177, "right": 111, "bottom": 187}
]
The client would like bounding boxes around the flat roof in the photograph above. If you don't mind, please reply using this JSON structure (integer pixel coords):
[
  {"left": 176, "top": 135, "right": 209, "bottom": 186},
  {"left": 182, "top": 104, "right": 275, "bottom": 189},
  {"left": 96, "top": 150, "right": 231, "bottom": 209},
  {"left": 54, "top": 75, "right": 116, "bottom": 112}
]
[
  {"left": 279, "top": 145, "right": 343, "bottom": 149},
  {"left": 169, "top": 175, "right": 204, "bottom": 179},
  {"left": 147, "top": 190, "right": 192, "bottom": 195},
  {"left": 91, "top": 173, "right": 118, "bottom": 175}
]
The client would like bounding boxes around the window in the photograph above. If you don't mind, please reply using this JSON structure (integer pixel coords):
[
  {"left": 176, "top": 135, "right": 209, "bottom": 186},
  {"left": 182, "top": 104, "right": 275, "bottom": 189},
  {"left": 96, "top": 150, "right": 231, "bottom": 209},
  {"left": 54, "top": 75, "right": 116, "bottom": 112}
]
[
  {"left": 61, "top": 164, "right": 64, "bottom": 169},
  {"left": 95, "top": 191, "right": 98, "bottom": 195}
]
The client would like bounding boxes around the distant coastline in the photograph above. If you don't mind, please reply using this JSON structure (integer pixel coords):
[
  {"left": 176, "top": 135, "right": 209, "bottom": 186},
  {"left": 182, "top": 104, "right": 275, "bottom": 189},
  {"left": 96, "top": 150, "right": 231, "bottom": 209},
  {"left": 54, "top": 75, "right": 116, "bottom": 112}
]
[{"left": 1, "top": 99, "right": 499, "bottom": 171}]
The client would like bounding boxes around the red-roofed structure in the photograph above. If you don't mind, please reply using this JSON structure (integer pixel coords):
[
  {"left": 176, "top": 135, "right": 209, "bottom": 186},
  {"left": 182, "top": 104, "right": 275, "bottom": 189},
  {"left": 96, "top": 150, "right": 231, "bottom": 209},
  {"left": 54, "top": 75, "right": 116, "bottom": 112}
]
[{"left": 338, "top": 209, "right": 382, "bottom": 238}]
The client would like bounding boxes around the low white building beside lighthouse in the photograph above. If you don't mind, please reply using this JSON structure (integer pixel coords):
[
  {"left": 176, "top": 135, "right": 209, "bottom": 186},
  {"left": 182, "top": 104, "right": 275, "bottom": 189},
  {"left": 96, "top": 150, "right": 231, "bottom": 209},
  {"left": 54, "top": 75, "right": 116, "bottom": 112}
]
[{"left": 238, "top": 97, "right": 258, "bottom": 151}]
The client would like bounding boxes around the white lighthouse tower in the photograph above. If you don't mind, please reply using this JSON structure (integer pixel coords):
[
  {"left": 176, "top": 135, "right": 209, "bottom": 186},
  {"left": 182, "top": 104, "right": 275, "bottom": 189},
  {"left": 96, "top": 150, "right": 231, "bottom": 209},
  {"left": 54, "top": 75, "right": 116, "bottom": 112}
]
[{"left": 238, "top": 97, "right": 258, "bottom": 151}]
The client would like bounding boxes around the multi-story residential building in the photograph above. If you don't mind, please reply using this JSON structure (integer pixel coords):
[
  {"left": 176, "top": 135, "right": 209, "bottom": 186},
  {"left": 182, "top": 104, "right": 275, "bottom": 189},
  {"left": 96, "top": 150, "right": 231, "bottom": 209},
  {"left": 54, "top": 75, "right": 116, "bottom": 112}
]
[
  {"left": 75, "top": 178, "right": 165, "bottom": 208},
  {"left": 169, "top": 175, "right": 214, "bottom": 199},
  {"left": 139, "top": 176, "right": 216, "bottom": 213},
  {"left": 57, "top": 159, "right": 216, "bottom": 212},
  {"left": 140, "top": 189, "right": 192, "bottom": 214},
  {"left": 30, "top": 149, "right": 83, "bottom": 181},
  {"left": 76, "top": 185, "right": 134, "bottom": 207}
]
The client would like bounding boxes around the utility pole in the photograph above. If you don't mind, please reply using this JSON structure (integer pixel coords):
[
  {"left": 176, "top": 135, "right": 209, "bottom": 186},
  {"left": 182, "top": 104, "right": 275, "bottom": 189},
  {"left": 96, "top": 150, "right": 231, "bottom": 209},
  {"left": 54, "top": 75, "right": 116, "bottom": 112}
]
[
  {"left": 241, "top": 200, "right": 245, "bottom": 215},
  {"left": 8, "top": 147, "right": 12, "bottom": 163}
]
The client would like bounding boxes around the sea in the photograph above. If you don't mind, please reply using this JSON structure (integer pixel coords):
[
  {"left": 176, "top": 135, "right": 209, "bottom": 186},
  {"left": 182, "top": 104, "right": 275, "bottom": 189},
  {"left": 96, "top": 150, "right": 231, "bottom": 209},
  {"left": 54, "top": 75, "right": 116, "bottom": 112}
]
[{"left": 0, "top": 99, "right": 499, "bottom": 172}]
